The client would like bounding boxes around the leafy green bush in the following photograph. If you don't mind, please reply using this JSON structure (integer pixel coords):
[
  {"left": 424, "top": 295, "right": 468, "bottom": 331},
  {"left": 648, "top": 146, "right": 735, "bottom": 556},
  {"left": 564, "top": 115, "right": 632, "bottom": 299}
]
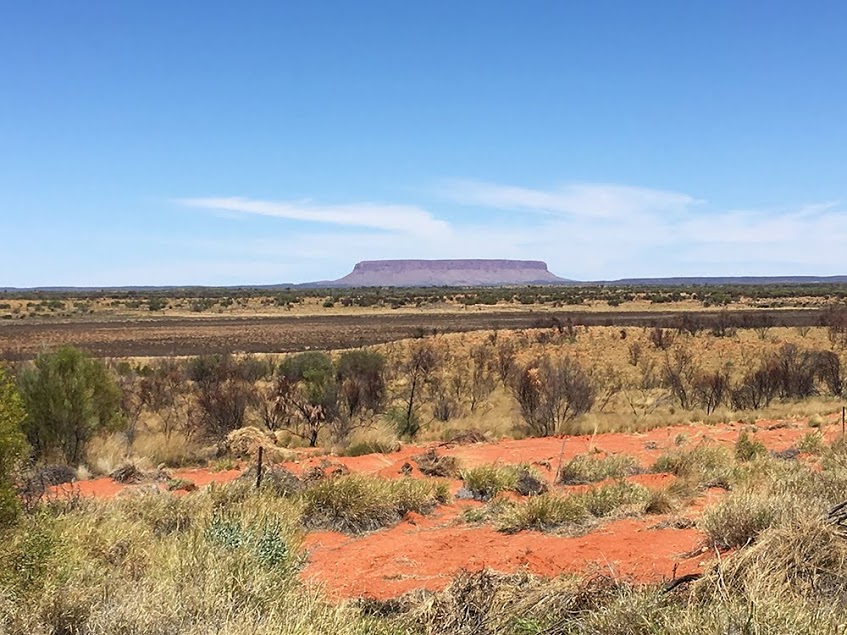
[
  {"left": 0, "top": 366, "right": 28, "bottom": 527},
  {"left": 18, "top": 346, "right": 121, "bottom": 465}
]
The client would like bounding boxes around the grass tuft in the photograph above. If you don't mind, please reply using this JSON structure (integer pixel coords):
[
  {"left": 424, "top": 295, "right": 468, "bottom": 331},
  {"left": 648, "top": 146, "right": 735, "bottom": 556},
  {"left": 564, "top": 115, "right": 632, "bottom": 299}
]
[
  {"left": 460, "top": 464, "right": 546, "bottom": 501},
  {"left": 557, "top": 453, "right": 642, "bottom": 485},
  {"left": 301, "top": 474, "right": 448, "bottom": 533}
]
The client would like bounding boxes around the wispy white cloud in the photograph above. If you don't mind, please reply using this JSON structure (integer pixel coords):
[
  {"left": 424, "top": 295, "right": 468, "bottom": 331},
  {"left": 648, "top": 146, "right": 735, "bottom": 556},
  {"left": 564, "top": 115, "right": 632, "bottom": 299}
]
[
  {"left": 177, "top": 196, "right": 451, "bottom": 237},
  {"left": 439, "top": 180, "right": 700, "bottom": 219}
]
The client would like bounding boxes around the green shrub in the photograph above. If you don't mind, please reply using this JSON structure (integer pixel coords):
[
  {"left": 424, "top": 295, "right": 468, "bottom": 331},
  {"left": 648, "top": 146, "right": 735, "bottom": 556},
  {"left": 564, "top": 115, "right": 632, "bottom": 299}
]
[
  {"left": 797, "top": 431, "right": 824, "bottom": 455},
  {"left": 0, "top": 366, "right": 28, "bottom": 527},
  {"left": 0, "top": 513, "right": 57, "bottom": 596},
  {"left": 18, "top": 346, "right": 121, "bottom": 464},
  {"left": 494, "top": 481, "right": 648, "bottom": 533},
  {"left": 496, "top": 493, "right": 588, "bottom": 533},
  {"left": 341, "top": 438, "right": 399, "bottom": 457},
  {"left": 581, "top": 480, "right": 649, "bottom": 517},
  {"left": 735, "top": 431, "right": 767, "bottom": 462},
  {"left": 205, "top": 514, "right": 291, "bottom": 569}
]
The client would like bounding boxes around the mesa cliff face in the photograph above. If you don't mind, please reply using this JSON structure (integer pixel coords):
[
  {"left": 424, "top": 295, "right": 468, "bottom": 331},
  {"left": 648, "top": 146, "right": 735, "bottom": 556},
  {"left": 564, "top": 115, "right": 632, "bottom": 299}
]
[{"left": 331, "top": 259, "right": 569, "bottom": 287}]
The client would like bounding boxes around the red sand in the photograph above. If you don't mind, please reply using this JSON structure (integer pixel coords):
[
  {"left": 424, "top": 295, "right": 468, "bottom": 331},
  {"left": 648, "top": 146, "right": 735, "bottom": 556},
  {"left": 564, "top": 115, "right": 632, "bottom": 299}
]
[
  {"left": 50, "top": 414, "right": 840, "bottom": 600},
  {"left": 303, "top": 511, "right": 706, "bottom": 600}
]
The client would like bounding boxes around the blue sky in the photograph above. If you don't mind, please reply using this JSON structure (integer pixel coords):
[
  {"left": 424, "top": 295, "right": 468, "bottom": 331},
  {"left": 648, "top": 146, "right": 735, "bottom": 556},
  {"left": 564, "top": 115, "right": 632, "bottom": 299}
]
[{"left": 2, "top": 1, "right": 846, "bottom": 286}]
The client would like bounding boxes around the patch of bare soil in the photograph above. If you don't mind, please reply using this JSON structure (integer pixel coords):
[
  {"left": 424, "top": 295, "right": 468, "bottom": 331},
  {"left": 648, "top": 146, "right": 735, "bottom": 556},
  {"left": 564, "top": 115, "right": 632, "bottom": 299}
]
[{"left": 50, "top": 416, "right": 837, "bottom": 600}]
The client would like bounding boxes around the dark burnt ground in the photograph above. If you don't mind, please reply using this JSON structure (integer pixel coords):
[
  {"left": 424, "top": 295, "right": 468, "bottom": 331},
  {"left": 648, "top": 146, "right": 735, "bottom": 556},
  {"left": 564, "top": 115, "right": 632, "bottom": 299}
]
[{"left": 0, "top": 308, "right": 822, "bottom": 360}]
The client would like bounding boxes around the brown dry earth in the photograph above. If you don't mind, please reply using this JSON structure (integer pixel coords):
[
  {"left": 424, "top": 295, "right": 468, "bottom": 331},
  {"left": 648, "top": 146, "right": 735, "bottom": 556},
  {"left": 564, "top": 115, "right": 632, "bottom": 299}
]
[
  {"left": 0, "top": 308, "right": 819, "bottom": 359},
  {"left": 52, "top": 417, "right": 835, "bottom": 600}
]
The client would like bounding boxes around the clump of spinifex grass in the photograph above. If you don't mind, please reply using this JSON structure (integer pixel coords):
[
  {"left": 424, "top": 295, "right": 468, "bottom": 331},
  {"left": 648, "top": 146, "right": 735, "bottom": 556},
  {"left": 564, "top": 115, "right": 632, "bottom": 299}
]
[
  {"left": 493, "top": 480, "right": 650, "bottom": 533},
  {"left": 700, "top": 491, "right": 791, "bottom": 549},
  {"left": 652, "top": 444, "right": 736, "bottom": 490},
  {"left": 460, "top": 464, "right": 547, "bottom": 501},
  {"left": 557, "top": 453, "right": 643, "bottom": 485},
  {"left": 301, "top": 474, "right": 449, "bottom": 534}
]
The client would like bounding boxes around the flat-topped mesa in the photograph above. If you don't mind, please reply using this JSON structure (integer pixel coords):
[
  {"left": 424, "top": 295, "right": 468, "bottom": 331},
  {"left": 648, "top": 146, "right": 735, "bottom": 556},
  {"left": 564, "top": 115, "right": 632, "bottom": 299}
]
[{"left": 333, "top": 259, "right": 569, "bottom": 287}]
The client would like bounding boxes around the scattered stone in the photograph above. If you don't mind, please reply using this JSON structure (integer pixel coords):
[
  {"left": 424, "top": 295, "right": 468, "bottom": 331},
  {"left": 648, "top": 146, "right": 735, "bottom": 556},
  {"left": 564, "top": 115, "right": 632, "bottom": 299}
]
[
  {"left": 455, "top": 487, "right": 475, "bottom": 501},
  {"left": 514, "top": 469, "right": 548, "bottom": 496},
  {"left": 772, "top": 447, "right": 801, "bottom": 461},
  {"left": 110, "top": 463, "right": 144, "bottom": 484},
  {"left": 413, "top": 449, "right": 460, "bottom": 477}
]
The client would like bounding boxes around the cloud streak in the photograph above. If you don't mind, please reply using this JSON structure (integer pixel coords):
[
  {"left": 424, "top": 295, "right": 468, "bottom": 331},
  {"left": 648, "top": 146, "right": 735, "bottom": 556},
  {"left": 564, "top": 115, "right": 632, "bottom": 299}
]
[
  {"left": 439, "top": 180, "right": 700, "bottom": 219},
  {"left": 177, "top": 196, "right": 451, "bottom": 237}
]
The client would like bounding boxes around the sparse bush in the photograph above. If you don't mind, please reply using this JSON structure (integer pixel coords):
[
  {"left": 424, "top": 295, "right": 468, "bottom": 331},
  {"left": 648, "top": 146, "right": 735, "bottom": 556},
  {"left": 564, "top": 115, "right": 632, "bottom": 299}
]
[
  {"left": 397, "top": 341, "right": 440, "bottom": 439},
  {"left": 413, "top": 449, "right": 461, "bottom": 477},
  {"left": 649, "top": 326, "right": 674, "bottom": 350},
  {"left": 692, "top": 369, "right": 729, "bottom": 414},
  {"left": 513, "top": 356, "right": 596, "bottom": 436},
  {"left": 276, "top": 351, "right": 340, "bottom": 446},
  {"left": 336, "top": 349, "right": 386, "bottom": 417},
  {"left": 662, "top": 346, "right": 698, "bottom": 410}
]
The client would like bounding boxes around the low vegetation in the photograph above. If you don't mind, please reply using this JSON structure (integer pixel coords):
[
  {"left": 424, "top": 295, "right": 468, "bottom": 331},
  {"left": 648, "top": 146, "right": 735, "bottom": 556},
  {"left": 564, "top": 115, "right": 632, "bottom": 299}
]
[
  {"left": 464, "top": 480, "right": 650, "bottom": 534},
  {"left": 459, "top": 464, "right": 547, "bottom": 501},
  {"left": 652, "top": 444, "right": 736, "bottom": 491},
  {"left": 301, "top": 474, "right": 449, "bottom": 534},
  {"left": 557, "top": 453, "right": 643, "bottom": 485}
]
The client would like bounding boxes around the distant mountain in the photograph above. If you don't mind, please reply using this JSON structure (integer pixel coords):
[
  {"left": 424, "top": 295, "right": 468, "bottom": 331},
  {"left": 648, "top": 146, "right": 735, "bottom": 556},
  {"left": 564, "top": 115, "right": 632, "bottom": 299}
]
[
  {"left": 326, "top": 259, "right": 571, "bottom": 287},
  {"left": 3, "top": 266, "right": 847, "bottom": 293},
  {"left": 594, "top": 275, "right": 847, "bottom": 286}
]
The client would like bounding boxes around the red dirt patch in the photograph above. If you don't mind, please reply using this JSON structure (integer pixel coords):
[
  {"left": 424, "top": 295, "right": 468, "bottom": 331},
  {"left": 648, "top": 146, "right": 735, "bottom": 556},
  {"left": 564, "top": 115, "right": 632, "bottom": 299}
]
[
  {"left": 51, "top": 413, "right": 842, "bottom": 600},
  {"left": 302, "top": 512, "right": 706, "bottom": 600}
]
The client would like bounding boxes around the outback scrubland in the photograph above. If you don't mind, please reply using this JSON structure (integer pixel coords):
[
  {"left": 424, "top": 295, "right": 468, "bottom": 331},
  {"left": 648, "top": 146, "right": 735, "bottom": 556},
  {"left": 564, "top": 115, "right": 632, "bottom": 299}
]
[{"left": 2, "top": 295, "right": 847, "bottom": 633}]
